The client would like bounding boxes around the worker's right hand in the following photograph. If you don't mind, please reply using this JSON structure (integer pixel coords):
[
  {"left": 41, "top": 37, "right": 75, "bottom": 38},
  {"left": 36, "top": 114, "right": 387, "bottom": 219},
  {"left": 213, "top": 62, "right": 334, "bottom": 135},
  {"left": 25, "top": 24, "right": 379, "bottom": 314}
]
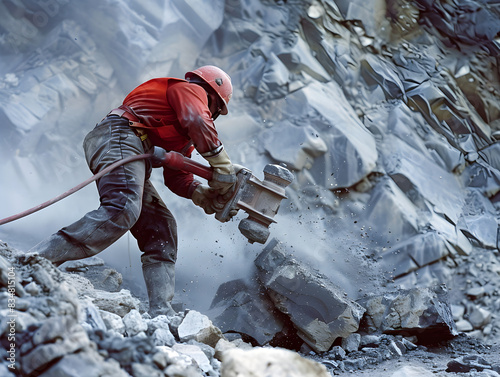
[
  {"left": 191, "top": 185, "right": 218, "bottom": 215},
  {"left": 204, "top": 149, "right": 237, "bottom": 195},
  {"left": 150, "top": 146, "right": 167, "bottom": 168}
]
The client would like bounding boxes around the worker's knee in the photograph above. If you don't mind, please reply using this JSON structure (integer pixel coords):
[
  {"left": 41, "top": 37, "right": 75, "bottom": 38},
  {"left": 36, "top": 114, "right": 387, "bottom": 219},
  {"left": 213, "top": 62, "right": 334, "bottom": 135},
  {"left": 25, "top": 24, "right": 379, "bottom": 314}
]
[
  {"left": 102, "top": 187, "right": 143, "bottom": 229},
  {"left": 121, "top": 196, "right": 143, "bottom": 228}
]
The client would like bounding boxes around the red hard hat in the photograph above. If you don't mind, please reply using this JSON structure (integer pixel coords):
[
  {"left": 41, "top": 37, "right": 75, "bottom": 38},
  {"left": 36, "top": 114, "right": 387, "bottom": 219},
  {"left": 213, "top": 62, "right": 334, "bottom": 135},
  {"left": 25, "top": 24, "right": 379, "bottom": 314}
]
[{"left": 185, "top": 65, "right": 232, "bottom": 115}]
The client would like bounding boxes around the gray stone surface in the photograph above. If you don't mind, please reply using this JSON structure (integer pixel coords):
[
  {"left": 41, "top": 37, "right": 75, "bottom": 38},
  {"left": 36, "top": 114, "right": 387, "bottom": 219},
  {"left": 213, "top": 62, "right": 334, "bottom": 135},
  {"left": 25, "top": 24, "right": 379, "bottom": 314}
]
[
  {"left": 164, "top": 363, "right": 204, "bottom": 377},
  {"left": 446, "top": 355, "right": 498, "bottom": 373},
  {"left": 146, "top": 314, "right": 171, "bottom": 333},
  {"left": 63, "top": 256, "right": 105, "bottom": 271},
  {"left": 152, "top": 328, "right": 176, "bottom": 347},
  {"left": 131, "top": 362, "right": 164, "bottom": 377},
  {"left": 155, "top": 345, "right": 200, "bottom": 372},
  {"left": 65, "top": 258, "right": 123, "bottom": 292},
  {"left": 457, "top": 189, "right": 498, "bottom": 249},
  {"left": 380, "top": 232, "right": 452, "bottom": 280},
  {"left": 91, "top": 289, "right": 141, "bottom": 317},
  {"left": 214, "top": 338, "right": 253, "bottom": 362},
  {"left": 304, "top": 81, "right": 378, "bottom": 189},
  {"left": 263, "top": 123, "right": 327, "bottom": 170},
  {"left": 341, "top": 333, "right": 361, "bottom": 353},
  {"left": 81, "top": 299, "right": 107, "bottom": 331},
  {"left": 39, "top": 350, "right": 128, "bottom": 377},
  {"left": 21, "top": 321, "right": 90, "bottom": 375},
  {"left": 173, "top": 343, "right": 216, "bottom": 375}
]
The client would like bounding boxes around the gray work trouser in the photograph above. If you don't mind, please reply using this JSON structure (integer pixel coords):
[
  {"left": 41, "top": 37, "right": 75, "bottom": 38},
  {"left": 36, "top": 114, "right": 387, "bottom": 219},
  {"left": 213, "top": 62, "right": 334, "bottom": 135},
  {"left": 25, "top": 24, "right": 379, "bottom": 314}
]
[{"left": 29, "top": 115, "right": 178, "bottom": 267}]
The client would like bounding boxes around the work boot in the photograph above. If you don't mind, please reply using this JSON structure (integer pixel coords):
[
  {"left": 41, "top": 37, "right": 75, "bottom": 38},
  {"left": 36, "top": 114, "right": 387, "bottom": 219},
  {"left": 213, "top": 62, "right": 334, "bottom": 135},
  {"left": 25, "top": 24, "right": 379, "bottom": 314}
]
[
  {"left": 28, "top": 232, "right": 88, "bottom": 267},
  {"left": 142, "top": 262, "right": 176, "bottom": 318}
]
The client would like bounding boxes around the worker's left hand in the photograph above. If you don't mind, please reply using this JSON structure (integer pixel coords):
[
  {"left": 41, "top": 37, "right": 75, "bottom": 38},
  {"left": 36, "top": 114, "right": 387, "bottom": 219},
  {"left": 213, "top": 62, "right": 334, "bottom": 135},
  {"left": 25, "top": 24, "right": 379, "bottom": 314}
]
[
  {"left": 191, "top": 185, "right": 218, "bottom": 215},
  {"left": 211, "top": 190, "right": 235, "bottom": 212},
  {"left": 204, "top": 149, "right": 237, "bottom": 195}
]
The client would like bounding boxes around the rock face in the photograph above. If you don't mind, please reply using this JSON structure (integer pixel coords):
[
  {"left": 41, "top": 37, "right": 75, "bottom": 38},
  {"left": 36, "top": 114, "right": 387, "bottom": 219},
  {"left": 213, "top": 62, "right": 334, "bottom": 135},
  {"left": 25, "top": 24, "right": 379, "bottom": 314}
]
[{"left": 0, "top": 243, "right": 242, "bottom": 376}]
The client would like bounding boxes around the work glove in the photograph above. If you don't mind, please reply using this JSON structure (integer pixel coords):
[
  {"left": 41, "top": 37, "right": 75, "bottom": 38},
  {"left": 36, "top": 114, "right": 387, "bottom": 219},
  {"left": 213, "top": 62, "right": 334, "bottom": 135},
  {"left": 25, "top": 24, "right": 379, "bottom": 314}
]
[
  {"left": 204, "top": 149, "right": 237, "bottom": 195},
  {"left": 191, "top": 185, "right": 218, "bottom": 215},
  {"left": 211, "top": 191, "right": 232, "bottom": 212},
  {"left": 150, "top": 146, "right": 167, "bottom": 168}
]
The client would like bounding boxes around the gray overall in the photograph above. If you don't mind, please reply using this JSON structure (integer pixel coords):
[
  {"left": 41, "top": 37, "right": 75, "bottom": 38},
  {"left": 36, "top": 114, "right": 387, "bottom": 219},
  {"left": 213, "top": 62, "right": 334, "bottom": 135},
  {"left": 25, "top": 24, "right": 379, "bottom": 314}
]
[{"left": 29, "top": 115, "right": 177, "bottom": 316}]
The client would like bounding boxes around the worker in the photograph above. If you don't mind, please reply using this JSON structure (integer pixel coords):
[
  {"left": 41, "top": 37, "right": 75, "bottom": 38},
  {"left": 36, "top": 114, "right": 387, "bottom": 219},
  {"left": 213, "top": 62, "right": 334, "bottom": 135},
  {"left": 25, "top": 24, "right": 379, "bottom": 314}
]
[{"left": 28, "top": 66, "right": 237, "bottom": 317}]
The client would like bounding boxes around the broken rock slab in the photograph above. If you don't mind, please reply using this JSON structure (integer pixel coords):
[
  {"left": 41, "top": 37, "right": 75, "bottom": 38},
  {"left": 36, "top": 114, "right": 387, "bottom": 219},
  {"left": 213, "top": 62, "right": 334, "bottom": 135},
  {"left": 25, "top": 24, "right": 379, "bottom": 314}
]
[
  {"left": 358, "top": 285, "right": 458, "bottom": 343},
  {"left": 172, "top": 343, "right": 216, "bottom": 376},
  {"left": 255, "top": 239, "right": 365, "bottom": 353},
  {"left": 209, "top": 278, "right": 286, "bottom": 346}
]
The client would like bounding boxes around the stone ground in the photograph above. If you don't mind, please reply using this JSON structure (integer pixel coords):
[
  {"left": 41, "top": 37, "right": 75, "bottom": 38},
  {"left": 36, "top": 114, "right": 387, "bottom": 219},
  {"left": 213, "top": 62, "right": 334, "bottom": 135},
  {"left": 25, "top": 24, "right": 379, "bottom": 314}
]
[
  {"left": 315, "top": 244, "right": 500, "bottom": 376},
  {"left": 330, "top": 337, "right": 500, "bottom": 376}
]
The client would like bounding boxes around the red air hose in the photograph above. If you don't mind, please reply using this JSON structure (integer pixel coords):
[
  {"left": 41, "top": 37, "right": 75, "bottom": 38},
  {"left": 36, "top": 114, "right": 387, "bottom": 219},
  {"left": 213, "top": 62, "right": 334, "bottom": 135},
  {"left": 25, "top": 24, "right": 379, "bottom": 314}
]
[
  {"left": 0, "top": 154, "right": 152, "bottom": 226},
  {"left": 0, "top": 151, "right": 214, "bottom": 226},
  {"left": 160, "top": 151, "right": 213, "bottom": 181}
]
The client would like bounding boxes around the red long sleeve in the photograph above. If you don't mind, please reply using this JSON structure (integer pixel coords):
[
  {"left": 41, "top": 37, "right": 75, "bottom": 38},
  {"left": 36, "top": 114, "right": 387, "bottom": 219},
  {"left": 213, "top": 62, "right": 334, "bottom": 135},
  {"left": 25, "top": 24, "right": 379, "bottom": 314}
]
[
  {"left": 166, "top": 82, "right": 222, "bottom": 155},
  {"left": 122, "top": 78, "right": 223, "bottom": 198}
]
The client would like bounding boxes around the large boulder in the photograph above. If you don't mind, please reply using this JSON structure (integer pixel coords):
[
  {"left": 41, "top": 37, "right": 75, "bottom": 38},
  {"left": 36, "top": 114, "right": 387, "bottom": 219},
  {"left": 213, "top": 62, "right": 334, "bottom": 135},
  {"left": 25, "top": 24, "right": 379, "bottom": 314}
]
[
  {"left": 255, "top": 239, "right": 365, "bottom": 353},
  {"left": 209, "top": 279, "right": 286, "bottom": 346}
]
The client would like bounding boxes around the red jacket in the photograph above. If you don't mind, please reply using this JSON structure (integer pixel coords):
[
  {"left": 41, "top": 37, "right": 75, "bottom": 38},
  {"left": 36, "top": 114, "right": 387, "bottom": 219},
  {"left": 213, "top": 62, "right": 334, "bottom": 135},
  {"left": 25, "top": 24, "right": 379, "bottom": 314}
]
[{"left": 122, "top": 78, "right": 223, "bottom": 199}]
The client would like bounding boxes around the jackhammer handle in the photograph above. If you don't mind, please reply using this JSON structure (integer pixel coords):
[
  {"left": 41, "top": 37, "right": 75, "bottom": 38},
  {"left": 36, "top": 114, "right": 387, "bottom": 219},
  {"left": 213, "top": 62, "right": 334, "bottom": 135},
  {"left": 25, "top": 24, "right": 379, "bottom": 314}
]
[{"left": 159, "top": 150, "right": 213, "bottom": 181}]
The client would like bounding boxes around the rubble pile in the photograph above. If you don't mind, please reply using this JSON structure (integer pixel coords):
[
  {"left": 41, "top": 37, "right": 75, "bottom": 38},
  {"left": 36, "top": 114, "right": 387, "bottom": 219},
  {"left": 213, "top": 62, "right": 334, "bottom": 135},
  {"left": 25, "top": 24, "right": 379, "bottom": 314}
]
[
  {"left": 0, "top": 241, "right": 334, "bottom": 377},
  {"left": 3, "top": 237, "right": 500, "bottom": 376},
  {"left": 0, "top": 240, "right": 451, "bottom": 376},
  {"left": 1, "top": 239, "right": 495, "bottom": 377}
]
